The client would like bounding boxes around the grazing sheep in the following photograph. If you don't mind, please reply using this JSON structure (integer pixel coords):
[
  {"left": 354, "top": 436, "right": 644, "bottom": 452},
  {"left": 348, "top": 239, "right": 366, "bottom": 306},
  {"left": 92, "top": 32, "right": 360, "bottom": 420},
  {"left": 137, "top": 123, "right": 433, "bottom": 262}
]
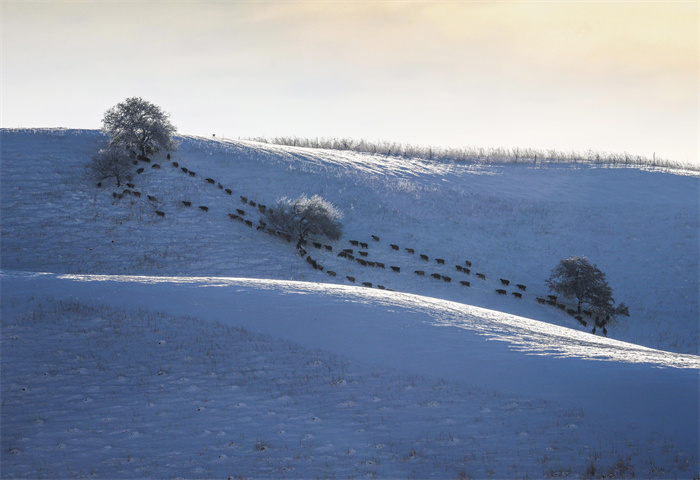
[
  {"left": 313, "top": 242, "right": 322, "bottom": 249},
  {"left": 258, "top": 204, "right": 267, "bottom": 212},
  {"left": 431, "top": 273, "right": 441, "bottom": 279},
  {"left": 181, "top": 167, "right": 188, "bottom": 173},
  {"left": 455, "top": 265, "right": 463, "bottom": 272},
  {"left": 199, "top": 206, "right": 209, "bottom": 212},
  {"left": 147, "top": 195, "right": 157, "bottom": 202},
  {"left": 414, "top": 270, "right": 425, "bottom": 276},
  {"left": 240, "top": 196, "right": 248, "bottom": 203},
  {"left": 377, "top": 285, "right": 386, "bottom": 290},
  {"left": 557, "top": 304, "right": 566, "bottom": 310},
  {"left": 346, "top": 276, "right": 355, "bottom": 283},
  {"left": 362, "top": 282, "right": 372, "bottom": 288},
  {"left": 249, "top": 200, "right": 257, "bottom": 207},
  {"left": 173, "top": 162, "right": 179, "bottom": 167},
  {"left": 343, "top": 249, "right": 353, "bottom": 254},
  {"left": 189, "top": 171, "right": 196, "bottom": 177},
  {"left": 327, "top": 271, "right": 336, "bottom": 277},
  {"left": 217, "top": 183, "right": 224, "bottom": 189},
  {"left": 463, "top": 268, "right": 471, "bottom": 275},
  {"left": 375, "top": 262, "right": 385, "bottom": 269},
  {"left": 167, "top": 153, "right": 171, "bottom": 159},
  {"left": 133, "top": 191, "right": 141, "bottom": 197},
  {"left": 390, "top": 244, "right": 399, "bottom": 250},
  {"left": 367, "top": 261, "right": 376, "bottom": 267},
  {"left": 225, "top": 189, "right": 232, "bottom": 195},
  {"left": 337, "top": 251, "right": 348, "bottom": 258},
  {"left": 390, "top": 266, "right": 400, "bottom": 272},
  {"left": 465, "top": 260, "right": 472, "bottom": 267},
  {"left": 420, "top": 254, "right": 429, "bottom": 261},
  {"left": 548, "top": 295, "right": 557, "bottom": 301},
  {"left": 347, "top": 254, "right": 354, "bottom": 260},
  {"left": 546, "top": 300, "right": 557, "bottom": 306},
  {"left": 206, "top": 178, "right": 215, "bottom": 184},
  {"left": 476, "top": 273, "right": 486, "bottom": 280},
  {"left": 496, "top": 289, "right": 507, "bottom": 295},
  {"left": 459, "top": 280, "right": 470, "bottom": 287},
  {"left": 441, "top": 276, "right": 451, "bottom": 282},
  {"left": 137, "top": 155, "right": 150, "bottom": 162},
  {"left": 436, "top": 258, "right": 445, "bottom": 265},
  {"left": 236, "top": 209, "right": 245, "bottom": 216},
  {"left": 152, "top": 164, "right": 160, "bottom": 169},
  {"left": 244, "top": 220, "right": 253, "bottom": 227},
  {"left": 567, "top": 309, "right": 577, "bottom": 316},
  {"left": 536, "top": 297, "right": 546, "bottom": 305},
  {"left": 516, "top": 284, "right": 527, "bottom": 291},
  {"left": 405, "top": 248, "right": 414, "bottom": 254},
  {"left": 500, "top": 279, "right": 510, "bottom": 286},
  {"left": 183, "top": 201, "right": 192, "bottom": 207},
  {"left": 357, "top": 259, "right": 367, "bottom": 266},
  {"left": 350, "top": 240, "right": 359, "bottom": 246},
  {"left": 371, "top": 235, "right": 380, "bottom": 242},
  {"left": 359, "top": 251, "right": 368, "bottom": 257},
  {"left": 155, "top": 211, "right": 165, "bottom": 217},
  {"left": 228, "top": 213, "right": 238, "bottom": 220},
  {"left": 583, "top": 310, "right": 592, "bottom": 317},
  {"left": 575, "top": 316, "right": 587, "bottom": 326},
  {"left": 137, "top": 168, "right": 144, "bottom": 174},
  {"left": 126, "top": 183, "right": 135, "bottom": 188},
  {"left": 325, "top": 245, "right": 332, "bottom": 252},
  {"left": 512, "top": 292, "right": 522, "bottom": 299},
  {"left": 122, "top": 189, "right": 132, "bottom": 195},
  {"left": 360, "top": 242, "right": 369, "bottom": 249},
  {"left": 298, "top": 248, "right": 307, "bottom": 256}
]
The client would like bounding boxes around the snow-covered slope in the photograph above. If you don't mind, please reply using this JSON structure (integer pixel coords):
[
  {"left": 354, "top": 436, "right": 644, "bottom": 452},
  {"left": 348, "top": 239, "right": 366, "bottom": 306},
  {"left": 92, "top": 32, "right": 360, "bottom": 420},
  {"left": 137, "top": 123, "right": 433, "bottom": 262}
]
[
  {"left": 1, "top": 128, "right": 698, "bottom": 353},
  {"left": 1, "top": 128, "right": 699, "bottom": 478}
]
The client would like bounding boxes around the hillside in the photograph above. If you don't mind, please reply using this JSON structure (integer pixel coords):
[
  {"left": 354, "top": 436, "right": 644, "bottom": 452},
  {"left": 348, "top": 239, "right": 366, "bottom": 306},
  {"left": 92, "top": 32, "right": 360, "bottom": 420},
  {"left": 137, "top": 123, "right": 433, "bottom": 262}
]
[
  {"left": 1, "top": 128, "right": 699, "bottom": 478},
  {"left": 1, "top": 128, "right": 698, "bottom": 354}
]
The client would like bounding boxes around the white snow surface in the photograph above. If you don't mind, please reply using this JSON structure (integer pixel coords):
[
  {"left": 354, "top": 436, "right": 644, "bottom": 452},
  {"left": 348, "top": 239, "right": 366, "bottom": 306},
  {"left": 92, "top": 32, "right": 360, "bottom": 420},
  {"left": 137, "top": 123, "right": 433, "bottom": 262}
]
[{"left": 1, "top": 128, "right": 698, "bottom": 478}]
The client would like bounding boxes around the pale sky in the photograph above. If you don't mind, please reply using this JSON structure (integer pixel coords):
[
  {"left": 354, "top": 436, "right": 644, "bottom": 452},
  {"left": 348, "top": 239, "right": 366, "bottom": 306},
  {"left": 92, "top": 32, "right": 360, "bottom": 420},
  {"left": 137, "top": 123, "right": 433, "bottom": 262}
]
[{"left": 2, "top": 1, "right": 698, "bottom": 164}]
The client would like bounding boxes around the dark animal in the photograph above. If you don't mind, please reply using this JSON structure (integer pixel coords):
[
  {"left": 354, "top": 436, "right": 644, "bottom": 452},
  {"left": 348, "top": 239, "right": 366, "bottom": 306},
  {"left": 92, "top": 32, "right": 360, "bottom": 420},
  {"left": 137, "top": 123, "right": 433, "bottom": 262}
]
[
  {"left": 343, "top": 249, "right": 353, "bottom": 254},
  {"left": 414, "top": 270, "right": 425, "bottom": 276},
  {"left": 225, "top": 189, "right": 232, "bottom": 195},
  {"left": 512, "top": 292, "right": 522, "bottom": 299},
  {"left": 377, "top": 285, "right": 385, "bottom": 290},
  {"left": 476, "top": 273, "right": 486, "bottom": 280},
  {"left": 137, "top": 168, "right": 144, "bottom": 174},
  {"left": 133, "top": 192, "right": 141, "bottom": 197},
  {"left": 465, "top": 260, "right": 472, "bottom": 267},
  {"left": 137, "top": 155, "right": 150, "bottom": 162},
  {"left": 181, "top": 167, "right": 188, "bottom": 173},
  {"left": 249, "top": 201, "right": 256, "bottom": 207},
  {"left": 441, "top": 276, "right": 451, "bottom": 282},
  {"left": 206, "top": 178, "right": 215, "bottom": 184},
  {"left": 350, "top": 240, "right": 359, "bottom": 246},
  {"left": 122, "top": 189, "right": 132, "bottom": 195},
  {"left": 228, "top": 213, "right": 238, "bottom": 220},
  {"left": 167, "top": 153, "right": 171, "bottom": 159},
  {"left": 126, "top": 183, "right": 135, "bottom": 188},
  {"left": 496, "top": 289, "right": 507, "bottom": 295},
  {"left": 298, "top": 248, "right": 307, "bottom": 256},
  {"left": 360, "top": 242, "right": 369, "bottom": 249},
  {"left": 557, "top": 304, "right": 566, "bottom": 310},
  {"left": 431, "top": 273, "right": 441, "bottom": 279},
  {"left": 240, "top": 196, "right": 248, "bottom": 203},
  {"left": 575, "top": 316, "right": 587, "bottom": 326},
  {"left": 375, "top": 262, "right": 385, "bottom": 269},
  {"left": 173, "top": 162, "right": 179, "bottom": 167},
  {"left": 546, "top": 300, "right": 557, "bottom": 306},
  {"left": 359, "top": 251, "right": 368, "bottom": 257},
  {"left": 313, "top": 242, "right": 322, "bottom": 249},
  {"left": 236, "top": 209, "right": 245, "bottom": 216},
  {"left": 405, "top": 248, "right": 414, "bottom": 254},
  {"left": 357, "top": 259, "right": 367, "bottom": 266},
  {"left": 583, "top": 310, "right": 592, "bottom": 317},
  {"left": 371, "top": 235, "right": 380, "bottom": 242},
  {"left": 390, "top": 244, "right": 399, "bottom": 250},
  {"left": 436, "top": 258, "right": 445, "bottom": 265},
  {"left": 217, "top": 183, "right": 224, "bottom": 189},
  {"left": 362, "top": 282, "right": 372, "bottom": 288},
  {"left": 152, "top": 164, "right": 160, "bottom": 169},
  {"left": 459, "top": 280, "right": 470, "bottom": 287},
  {"left": 327, "top": 271, "right": 336, "bottom": 277},
  {"left": 391, "top": 266, "right": 400, "bottom": 273},
  {"left": 455, "top": 265, "right": 463, "bottom": 272},
  {"left": 367, "top": 261, "right": 376, "bottom": 267},
  {"left": 199, "top": 206, "right": 209, "bottom": 212},
  {"left": 325, "top": 245, "right": 332, "bottom": 252},
  {"left": 548, "top": 295, "right": 557, "bottom": 301},
  {"left": 567, "top": 309, "right": 577, "bottom": 316},
  {"left": 183, "top": 201, "right": 192, "bottom": 207},
  {"left": 258, "top": 204, "right": 267, "bottom": 212},
  {"left": 244, "top": 220, "right": 253, "bottom": 227},
  {"left": 155, "top": 211, "right": 165, "bottom": 217},
  {"left": 188, "top": 171, "right": 196, "bottom": 177},
  {"left": 536, "top": 297, "right": 546, "bottom": 305},
  {"left": 346, "top": 276, "right": 355, "bottom": 283},
  {"left": 337, "top": 251, "right": 348, "bottom": 258},
  {"left": 500, "top": 279, "right": 510, "bottom": 286},
  {"left": 516, "top": 284, "right": 527, "bottom": 291},
  {"left": 147, "top": 195, "right": 157, "bottom": 201},
  {"left": 420, "top": 254, "right": 429, "bottom": 261}
]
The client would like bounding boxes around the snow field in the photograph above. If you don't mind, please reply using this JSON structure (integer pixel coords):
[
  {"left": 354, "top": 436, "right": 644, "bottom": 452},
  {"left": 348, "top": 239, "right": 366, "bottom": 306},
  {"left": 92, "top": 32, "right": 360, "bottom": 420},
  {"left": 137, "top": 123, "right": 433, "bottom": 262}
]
[{"left": 2, "top": 294, "right": 694, "bottom": 479}]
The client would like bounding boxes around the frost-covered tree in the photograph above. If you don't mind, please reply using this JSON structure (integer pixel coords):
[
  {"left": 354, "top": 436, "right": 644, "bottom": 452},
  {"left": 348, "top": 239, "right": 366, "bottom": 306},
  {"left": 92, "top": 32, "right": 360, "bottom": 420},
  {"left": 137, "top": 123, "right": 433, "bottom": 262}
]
[
  {"left": 86, "top": 145, "right": 132, "bottom": 187},
  {"left": 265, "top": 194, "right": 343, "bottom": 248},
  {"left": 101, "top": 97, "right": 177, "bottom": 158},
  {"left": 546, "top": 256, "right": 629, "bottom": 332}
]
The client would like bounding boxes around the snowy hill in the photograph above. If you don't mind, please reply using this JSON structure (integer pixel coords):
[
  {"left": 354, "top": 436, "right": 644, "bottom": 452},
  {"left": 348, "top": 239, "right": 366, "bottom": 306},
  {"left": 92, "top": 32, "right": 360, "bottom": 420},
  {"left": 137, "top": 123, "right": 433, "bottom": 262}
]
[{"left": 1, "top": 128, "right": 698, "bottom": 478}]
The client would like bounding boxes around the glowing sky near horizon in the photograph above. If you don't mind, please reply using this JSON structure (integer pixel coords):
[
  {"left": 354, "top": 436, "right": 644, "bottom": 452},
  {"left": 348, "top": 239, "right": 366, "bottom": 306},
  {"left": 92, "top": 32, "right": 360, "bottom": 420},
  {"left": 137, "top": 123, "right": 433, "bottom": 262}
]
[{"left": 2, "top": 1, "right": 698, "bottom": 163}]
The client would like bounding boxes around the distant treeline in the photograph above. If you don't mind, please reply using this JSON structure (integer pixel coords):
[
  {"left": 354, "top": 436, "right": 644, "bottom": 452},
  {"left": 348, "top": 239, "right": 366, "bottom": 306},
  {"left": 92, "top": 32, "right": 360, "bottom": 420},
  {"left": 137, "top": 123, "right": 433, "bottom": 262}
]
[{"left": 244, "top": 135, "right": 698, "bottom": 172}]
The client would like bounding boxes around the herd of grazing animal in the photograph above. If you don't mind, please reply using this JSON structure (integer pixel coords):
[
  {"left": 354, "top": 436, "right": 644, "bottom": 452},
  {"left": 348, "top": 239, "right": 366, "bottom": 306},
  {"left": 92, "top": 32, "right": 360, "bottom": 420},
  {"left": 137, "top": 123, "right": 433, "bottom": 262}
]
[{"left": 107, "top": 151, "right": 597, "bottom": 331}]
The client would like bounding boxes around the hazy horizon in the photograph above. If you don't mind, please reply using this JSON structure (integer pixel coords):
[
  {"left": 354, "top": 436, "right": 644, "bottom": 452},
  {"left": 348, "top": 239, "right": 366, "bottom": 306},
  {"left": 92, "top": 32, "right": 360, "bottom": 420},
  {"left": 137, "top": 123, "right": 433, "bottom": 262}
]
[{"left": 2, "top": 1, "right": 697, "bottom": 164}]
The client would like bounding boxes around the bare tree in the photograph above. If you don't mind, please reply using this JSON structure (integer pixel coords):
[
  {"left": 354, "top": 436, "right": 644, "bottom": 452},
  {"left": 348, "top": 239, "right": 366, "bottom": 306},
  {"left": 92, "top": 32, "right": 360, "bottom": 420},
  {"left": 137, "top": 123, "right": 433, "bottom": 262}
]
[
  {"left": 265, "top": 194, "right": 343, "bottom": 248},
  {"left": 86, "top": 145, "right": 132, "bottom": 187},
  {"left": 102, "top": 97, "right": 177, "bottom": 158},
  {"left": 546, "top": 256, "right": 629, "bottom": 333}
]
